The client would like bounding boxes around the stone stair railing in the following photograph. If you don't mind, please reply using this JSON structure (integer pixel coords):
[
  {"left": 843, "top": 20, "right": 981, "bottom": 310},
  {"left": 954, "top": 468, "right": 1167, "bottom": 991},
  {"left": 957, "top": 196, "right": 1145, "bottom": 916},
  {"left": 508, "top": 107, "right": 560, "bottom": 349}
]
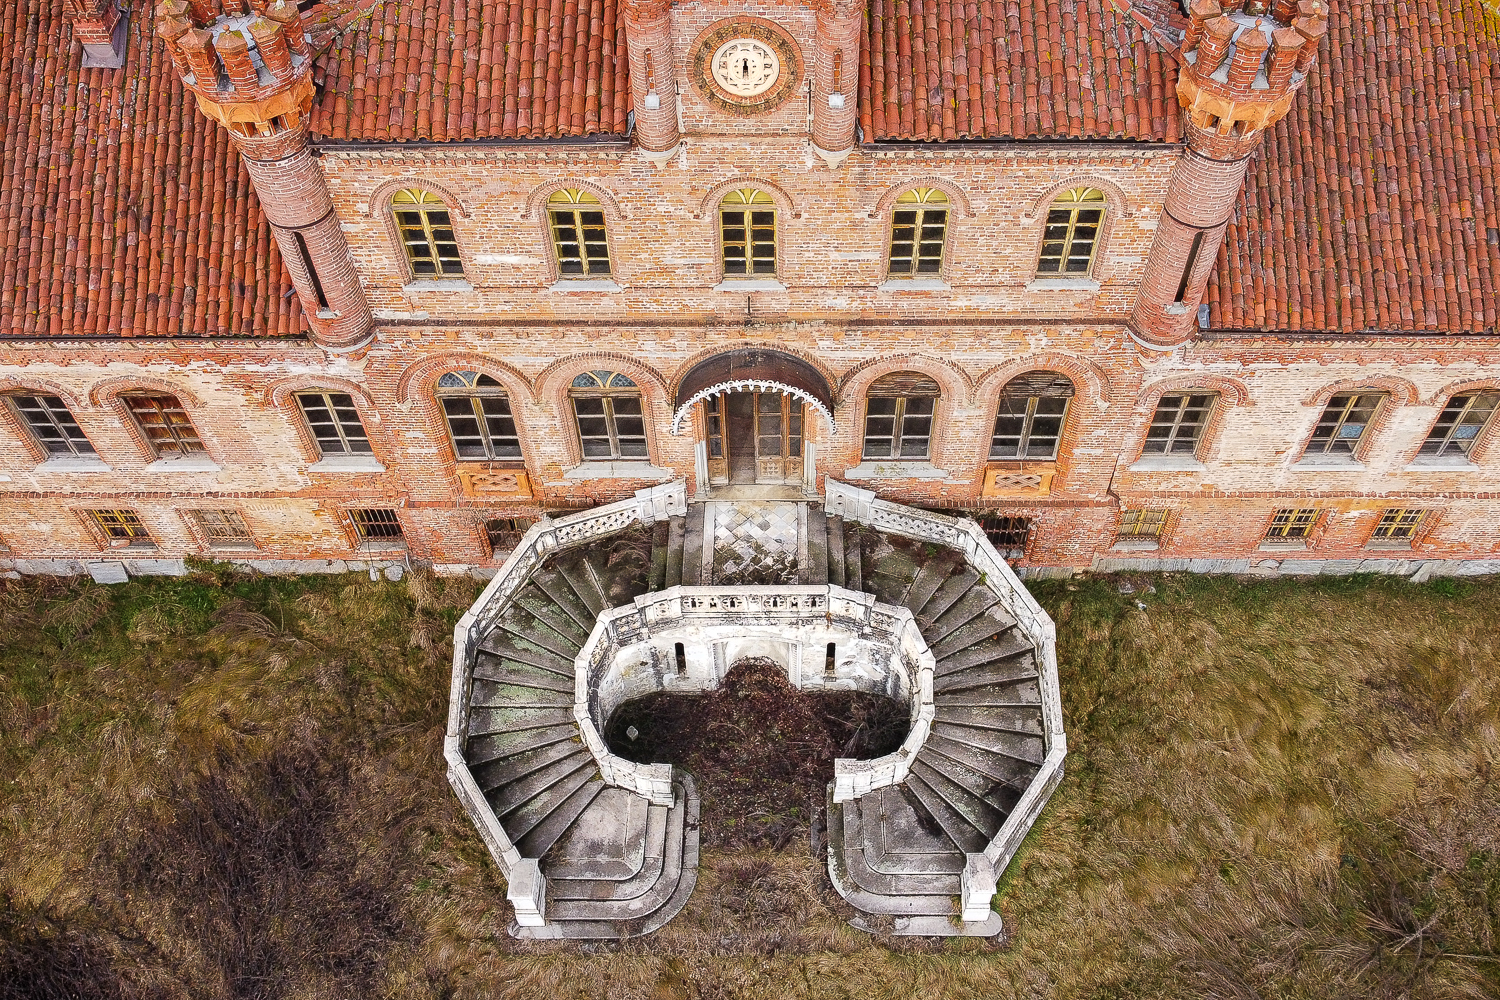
[
  {"left": 573, "top": 584, "right": 937, "bottom": 806},
  {"left": 445, "top": 480, "right": 687, "bottom": 880},
  {"left": 824, "top": 479, "right": 1067, "bottom": 917}
]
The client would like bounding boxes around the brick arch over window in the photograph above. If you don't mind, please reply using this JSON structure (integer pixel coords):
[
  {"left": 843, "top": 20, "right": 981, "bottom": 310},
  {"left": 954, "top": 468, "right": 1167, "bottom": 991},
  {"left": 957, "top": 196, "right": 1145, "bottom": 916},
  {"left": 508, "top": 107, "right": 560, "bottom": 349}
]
[
  {"left": 1133, "top": 374, "right": 1251, "bottom": 465},
  {"left": 1025, "top": 177, "right": 1130, "bottom": 281},
  {"left": 836, "top": 353, "right": 974, "bottom": 406},
  {"left": 0, "top": 378, "right": 90, "bottom": 464},
  {"left": 264, "top": 377, "right": 384, "bottom": 464},
  {"left": 839, "top": 357, "right": 971, "bottom": 471},
  {"left": 0, "top": 377, "right": 84, "bottom": 408},
  {"left": 694, "top": 177, "right": 800, "bottom": 220},
  {"left": 1302, "top": 375, "right": 1420, "bottom": 408},
  {"left": 367, "top": 177, "right": 472, "bottom": 219},
  {"left": 975, "top": 353, "right": 1116, "bottom": 410},
  {"left": 88, "top": 376, "right": 205, "bottom": 409},
  {"left": 524, "top": 179, "right": 626, "bottom": 221},
  {"left": 1424, "top": 377, "right": 1500, "bottom": 408},
  {"left": 1409, "top": 378, "right": 1500, "bottom": 465},
  {"left": 869, "top": 177, "right": 975, "bottom": 219},
  {"left": 1024, "top": 176, "right": 1133, "bottom": 220},
  {"left": 395, "top": 353, "right": 534, "bottom": 406},
  {"left": 539, "top": 355, "right": 671, "bottom": 467}
]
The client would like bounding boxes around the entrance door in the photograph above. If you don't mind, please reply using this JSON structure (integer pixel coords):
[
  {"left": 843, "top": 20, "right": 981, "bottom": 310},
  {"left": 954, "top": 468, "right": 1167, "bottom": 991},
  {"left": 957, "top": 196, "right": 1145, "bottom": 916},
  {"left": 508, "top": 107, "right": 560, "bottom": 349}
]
[{"left": 703, "top": 391, "right": 803, "bottom": 486}]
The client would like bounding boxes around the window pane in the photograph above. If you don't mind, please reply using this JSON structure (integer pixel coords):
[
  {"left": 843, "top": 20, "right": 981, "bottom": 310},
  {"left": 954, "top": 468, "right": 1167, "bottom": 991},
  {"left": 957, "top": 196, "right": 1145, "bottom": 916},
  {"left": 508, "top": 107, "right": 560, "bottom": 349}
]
[{"left": 13, "top": 394, "right": 94, "bottom": 456}]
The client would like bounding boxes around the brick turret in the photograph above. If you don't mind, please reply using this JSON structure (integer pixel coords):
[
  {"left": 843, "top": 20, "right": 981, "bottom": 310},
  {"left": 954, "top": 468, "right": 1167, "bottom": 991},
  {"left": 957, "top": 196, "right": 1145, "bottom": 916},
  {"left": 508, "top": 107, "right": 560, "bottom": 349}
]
[
  {"left": 1130, "top": 0, "right": 1328, "bottom": 347},
  {"left": 63, "top": 0, "right": 128, "bottom": 68},
  {"left": 623, "top": 0, "right": 681, "bottom": 163},
  {"left": 810, "top": 0, "right": 863, "bottom": 167},
  {"left": 156, "top": 0, "right": 373, "bottom": 353}
]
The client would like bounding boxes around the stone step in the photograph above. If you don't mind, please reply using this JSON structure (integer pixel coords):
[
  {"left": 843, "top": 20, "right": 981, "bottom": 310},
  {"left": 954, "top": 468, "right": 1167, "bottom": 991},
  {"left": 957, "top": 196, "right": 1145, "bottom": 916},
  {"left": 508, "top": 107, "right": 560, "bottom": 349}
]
[
  {"left": 929, "top": 591, "right": 1004, "bottom": 644},
  {"left": 467, "top": 705, "right": 574, "bottom": 738},
  {"left": 478, "top": 634, "right": 574, "bottom": 676},
  {"left": 648, "top": 520, "right": 669, "bottom": 592},
  {"left": 549, "top": 793, "right": 666, "bottom": 888},
  {"left": 682, "top": 503, "right": 706, "bottom": 585},
  {"left": 929, "top": 719, "right": 1046, "bottom": 765},
  {"left": 933, "top": 685, "right": 1043, "bottom": 711},
  {"left": 593, "top": 547, "right": 649, "bottom": 606},
  {"left": 827, "top": 514, "right": 847, "bottom": 588},
  {"left": 843, "top": 520, "right": 864, "bottom": 592},
  {"left": 838, "top": 800, "right": 963, "bottom": 898},
  {"left": 516, "top": 590, "right": 591, "bottom": 648},
  {"left": 495, "top": 609, "right": 581, "bottom": 660},
  {"left": 849, "top": 785, "right": 968, "bottom": 875},
  {"left": 934, "top": 705, "right": 1045, "bottom": 738},
  {"left": 902, "top": 551, "right": 963, "bottom": 617},
  {"left": 470, "top": 677, "right": 573, "bottom": 710},
  {"left": 928, "top": 608, "right": 1013, "bottom": 660},
  {"left": 530, "top": 571, "right": 596, "bottom": 635},
  {"left": 934, "top": 635, "right": 1034, "bottom": 678},
  {"left": 827, "top": 799, "right": 962, "bottom": 917},
  {"left": 547, "top": 797, "right": 684, "bottom": 919},
  {"left": 500, "top": 760, "right": 597, "bottom": 840},
  {"left": 802, "top": 507, "right": 829, "bottom": 584},
  {"left": 918, "top": 566, "right": 980, "bottom": 625},
  {"left": 921, "top": 732, "right": 1042, "bottom": 789},
  {"left": 908, "top": 758, "right": 1007, "bottom": 837},
  {"left": 514, "top": 776, "right": 607, "bottom": 859},
  {"left": 490, "top": 749, "right": 596, "bottom": 817},
  {"left": 914, "top": 749, "right": 1026, "bottom": 818},
  {"left": 865, "top": 551, "right": 921, "bottom": 606},
  {"left": 664, "top": 515, "right": 685, "bottom": 588},
  {"left": 850, "top": 912, "right": 1005, "bottom": 937},
  {"left": 901, "top": 773, "right": 991, "bottom": 854},
  {"left": 472, "top": 655, "right": 575, "bottom": 693},
  {"left": 472, "top": 737, "right": 588, "bottom": 794},
  {"left": 556, "top": 556, "right": 605, "bottom": 618},
  {"left": 466, "top": 723, "right": 580, "bottom": 767}
]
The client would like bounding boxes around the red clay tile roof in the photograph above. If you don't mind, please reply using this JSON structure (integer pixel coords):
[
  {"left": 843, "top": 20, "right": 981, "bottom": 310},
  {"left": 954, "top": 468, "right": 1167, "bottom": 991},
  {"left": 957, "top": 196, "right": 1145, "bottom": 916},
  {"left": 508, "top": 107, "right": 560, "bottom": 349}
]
[
  {"left": 858, "top": 0, "right": 1183, "bottom": 142},
  {"left": 1207, "top": 0, "right": 1500, "bottom": 334},
  {"left": 0, "top": 0, "right": 303, "bottom": 338},
  {"left": 310, "top": 0, "right": 631, "bottom": 142}
]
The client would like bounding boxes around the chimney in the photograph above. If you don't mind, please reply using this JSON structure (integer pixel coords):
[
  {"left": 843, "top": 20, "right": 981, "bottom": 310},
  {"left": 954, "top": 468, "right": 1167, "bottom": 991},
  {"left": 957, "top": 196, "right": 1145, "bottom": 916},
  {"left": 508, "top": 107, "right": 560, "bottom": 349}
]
[{"left": 63, "top": 0, "right": 128, "bottom": 69}]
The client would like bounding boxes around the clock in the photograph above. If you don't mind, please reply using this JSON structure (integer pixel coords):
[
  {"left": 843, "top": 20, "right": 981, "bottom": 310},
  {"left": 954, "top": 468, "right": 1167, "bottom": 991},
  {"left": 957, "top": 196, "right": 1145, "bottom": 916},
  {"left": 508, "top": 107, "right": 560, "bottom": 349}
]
[
  {"left": 711, "top": 38, "right": 780, "bottom": 98},
  {"left": 691, "top": 18, "right": 802, "bottom": 116}
]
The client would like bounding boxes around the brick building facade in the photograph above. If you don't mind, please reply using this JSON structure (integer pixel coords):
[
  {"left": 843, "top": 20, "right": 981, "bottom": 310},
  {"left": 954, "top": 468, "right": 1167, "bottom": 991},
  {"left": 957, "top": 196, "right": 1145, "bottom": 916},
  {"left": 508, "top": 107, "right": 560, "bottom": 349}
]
[{"left": 1, "top": 0, "right": 1498, "bottom": 579}]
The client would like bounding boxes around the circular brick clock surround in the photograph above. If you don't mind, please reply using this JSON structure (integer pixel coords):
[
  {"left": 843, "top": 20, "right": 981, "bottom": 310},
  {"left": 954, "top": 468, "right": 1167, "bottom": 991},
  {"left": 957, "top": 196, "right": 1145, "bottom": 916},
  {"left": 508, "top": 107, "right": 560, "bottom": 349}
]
[{"left": 690, "top": 17, "right": 804, "bottom": 115}]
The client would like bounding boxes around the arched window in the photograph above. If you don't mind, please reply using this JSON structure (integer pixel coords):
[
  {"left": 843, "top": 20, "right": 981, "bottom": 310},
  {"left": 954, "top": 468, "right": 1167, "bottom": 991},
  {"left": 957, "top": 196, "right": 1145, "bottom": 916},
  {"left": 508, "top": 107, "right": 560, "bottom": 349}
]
[
  {"left": 1037, "top": 187, "right": 1106, "bottom": 276},
  {"left": 570, "top": 371, "right": 648, "bottom": 461},
  {"left": 392, "top": 188, "right": 464, "bottom": 278},
  {"left": 990, "top": 372, "right": 1074, "bottom": 460},
  {"left": 437, "top": 371, "right": 522, "bottom": 461},
  {"left": 719, "top": 189, "right": 776, "bottom": 276},
  {"left": 5, "top": 393, "right": 95, "bottom": 457},
  {"left": 863, "top": 372, "right": 939, "bottom": 461},
  {"left": 547, "top": 189, "right": 611, "bottom": 277},
  {"left": 888, "top": 188, "right": 949, "bottom": 276},
  {"left": 1419, "top": 390, "right": 1500, "bottom": 459},
  {"left": 1303, "top": 391, "right": 1386, "bottom": 458}
]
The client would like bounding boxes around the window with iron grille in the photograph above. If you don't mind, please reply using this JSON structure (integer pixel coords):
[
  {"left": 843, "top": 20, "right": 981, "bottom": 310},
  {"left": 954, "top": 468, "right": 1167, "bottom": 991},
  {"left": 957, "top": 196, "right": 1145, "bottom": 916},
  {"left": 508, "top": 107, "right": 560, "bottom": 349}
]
[
  {"left": 547, "top": 189, "right": 611, "bottom": 277},
  {"left": 1370, "top": 508, "right": 1426, "bottom": 545},
  {"left": 863, "top": 372, "right": 938, "bottom": 461},
  {"left": 990, "top": 372, "right": 1074, "bottom": 460},
  {"left": 977, "top": 514, "right": 1031, "bottom": 554},
  {"left": 87, "top": 508, "right": 154, "bottom": 546},
  {"left": 348, "top": 508, "right": 404, "bottom": 544},
  {"left": 484, "top": 516, "right": 533, "bottom": 553},
  {"left": 1141, "top": 393, "right": 1217, "bottom": 456},
  {"left": 123, "top": 393, "right": 205, "bottom": 458},
  {"left": 1117, "top": 508, "right": 1168, "bottom": 541},
  {"left": 295, "top": 392, "right": 373, "bottom": 457},
  {"left": 1419, "top": 391, "right": 1499, "bottom": 459},
  {"left": 190, "top": 509, "right": 256, "bottom": 548},
  {"left": 1264, "top": 508, "right": 1322, "bottom": 542},
  {"left": 570, "top": 371, "right": 648, "bottom": 461},
  {"left": 1304, "top": 392, "right": 1385, "bottom": 457},
  {"left": 1037, "top": 187, "right": 1106, "bottom": 276},
  {"left": 888, "top": 188, "right": 949, "bottom": 276},
  {"left": 437, "top": 371, "right": 522, "bottom": 461},
  {"left": 719, "top": 188, "right": 776, "bottom": 276},
  {"left": 8, "top": 394, "right": 95, "bottom": 456},
  {"left": 391, "top": 188, "right": 464, "bottom": 278}
]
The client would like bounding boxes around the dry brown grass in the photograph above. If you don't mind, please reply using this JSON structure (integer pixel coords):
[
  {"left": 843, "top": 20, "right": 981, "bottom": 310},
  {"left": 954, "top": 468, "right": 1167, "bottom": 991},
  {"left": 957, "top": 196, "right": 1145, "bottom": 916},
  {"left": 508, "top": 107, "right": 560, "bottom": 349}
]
[{"left": 1, "top": 568, "right": 1497, "bottom": 999}]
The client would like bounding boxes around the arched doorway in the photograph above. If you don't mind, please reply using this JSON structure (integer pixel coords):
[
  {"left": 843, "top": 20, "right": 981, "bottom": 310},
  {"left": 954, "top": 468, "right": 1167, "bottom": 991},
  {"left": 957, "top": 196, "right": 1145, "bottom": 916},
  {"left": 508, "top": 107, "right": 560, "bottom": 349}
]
[{"left": 672, "top": 349, "right": 834, "bottom": 489}]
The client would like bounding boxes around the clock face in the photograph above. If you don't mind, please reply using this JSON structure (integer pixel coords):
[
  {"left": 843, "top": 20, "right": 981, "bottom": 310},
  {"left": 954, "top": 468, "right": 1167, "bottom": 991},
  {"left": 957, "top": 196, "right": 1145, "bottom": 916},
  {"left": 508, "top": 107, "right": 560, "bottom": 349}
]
[{"left": 711, "top": 39, "right": 780, "bottom": 98}]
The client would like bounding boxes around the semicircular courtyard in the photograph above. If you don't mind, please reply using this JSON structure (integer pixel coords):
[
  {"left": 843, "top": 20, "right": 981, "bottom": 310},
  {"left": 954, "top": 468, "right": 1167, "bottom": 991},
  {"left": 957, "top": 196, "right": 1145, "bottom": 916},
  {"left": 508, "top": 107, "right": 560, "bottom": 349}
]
[{"left": 446, "top": 479, "right": 1066, "bottom": 939}]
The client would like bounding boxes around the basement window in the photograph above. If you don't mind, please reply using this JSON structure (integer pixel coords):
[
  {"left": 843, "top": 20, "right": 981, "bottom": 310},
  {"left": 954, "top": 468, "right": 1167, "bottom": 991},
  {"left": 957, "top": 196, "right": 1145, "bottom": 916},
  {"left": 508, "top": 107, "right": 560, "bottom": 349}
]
[
  {"left": 348, "top": 508, "right": 406, "bottom": 549},
  {"left": 977, "top": 514, "right": 1031, "bottom": 559},
  {"left": 1368, "top": 508, "right": 1426, "bottom": 548},
  {"left": 189, "top": 509, "right": 257, "bottom": 550},
  {"left": 87, "top": 508, "right": 155, "bottom": 548},
  {"left": 484, "top": 516, "right": 533, "bottom": 554},
  {"left": 1263, "top": 508, "right": 1322, "bottom": 545},
  {"left": 1116, "top": 508, "right": 1167, "bottom": 545}
]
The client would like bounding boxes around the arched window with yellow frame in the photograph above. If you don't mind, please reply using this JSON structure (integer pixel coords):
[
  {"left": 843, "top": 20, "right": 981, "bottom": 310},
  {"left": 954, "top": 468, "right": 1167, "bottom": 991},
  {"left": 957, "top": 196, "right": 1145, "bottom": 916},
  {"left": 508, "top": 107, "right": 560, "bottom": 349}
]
[
  {"left": 547, "top": 189, "right": 612, "bottom": 277},
  {"left": 392, "top": 188, "right": 464, "bottom": 278},
  {"left": 1037, "top": 187, "right": 1106, "bottom": 276},
  {"left": 888, "top": 188, "right": 949, "bottom": 276},
  {"left": 719, "top": 188, "right": 776, "bottom": 276}
]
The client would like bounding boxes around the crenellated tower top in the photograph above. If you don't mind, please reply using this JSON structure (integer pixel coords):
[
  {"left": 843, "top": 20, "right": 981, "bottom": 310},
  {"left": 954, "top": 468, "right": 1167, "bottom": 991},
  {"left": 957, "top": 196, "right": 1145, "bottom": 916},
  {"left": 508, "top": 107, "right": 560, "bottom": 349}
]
[
  {"left": 1177, "top": 0, "right": 1328, "bottom": 159},
  {"left": 156, "top": 0, "right": 314, "bottom": 157}
]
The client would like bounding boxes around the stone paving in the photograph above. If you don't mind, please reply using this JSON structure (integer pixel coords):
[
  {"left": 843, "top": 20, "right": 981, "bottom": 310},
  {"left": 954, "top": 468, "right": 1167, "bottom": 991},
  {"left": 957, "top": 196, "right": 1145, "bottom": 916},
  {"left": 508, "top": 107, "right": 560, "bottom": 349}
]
[{"left": 708, "top": 501, "right": 802, "bottom": 585}]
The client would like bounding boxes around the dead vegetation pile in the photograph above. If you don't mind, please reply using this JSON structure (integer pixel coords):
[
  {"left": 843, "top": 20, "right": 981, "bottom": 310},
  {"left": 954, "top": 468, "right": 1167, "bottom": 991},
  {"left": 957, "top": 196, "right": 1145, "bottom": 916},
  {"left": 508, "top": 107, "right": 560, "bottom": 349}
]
[{"left": 0, "top": 567, "right": 1496, "bottom": 999}]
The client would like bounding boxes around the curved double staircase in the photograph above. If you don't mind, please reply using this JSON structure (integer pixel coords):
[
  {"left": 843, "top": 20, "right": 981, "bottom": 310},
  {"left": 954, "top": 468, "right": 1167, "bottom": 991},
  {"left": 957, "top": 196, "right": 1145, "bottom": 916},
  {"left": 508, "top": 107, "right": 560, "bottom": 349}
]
[{"left": 446, "top": 480, "right": 1065, "bottom": 939}]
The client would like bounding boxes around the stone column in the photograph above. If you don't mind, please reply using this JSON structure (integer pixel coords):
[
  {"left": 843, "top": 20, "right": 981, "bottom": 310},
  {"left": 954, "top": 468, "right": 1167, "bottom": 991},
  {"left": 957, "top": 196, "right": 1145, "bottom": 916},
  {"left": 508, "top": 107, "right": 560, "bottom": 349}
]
[{"left": 1130, "top": 0, "right": 1328, "bottom": 347}]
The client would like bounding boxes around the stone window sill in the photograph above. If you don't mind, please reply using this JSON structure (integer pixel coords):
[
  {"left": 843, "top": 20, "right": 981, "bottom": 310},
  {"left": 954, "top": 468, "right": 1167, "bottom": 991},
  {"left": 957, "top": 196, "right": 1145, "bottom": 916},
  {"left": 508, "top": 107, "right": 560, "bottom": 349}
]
[
  {"left": 35, "top": 456, "right": 111, "bottom": 473},
  {"left": 205, "top": 542, "right": 260, "bottom": 552},
  {"left": 403, "top": 278, "right": 473, "bottom": 293},
  {"left": 309, "top": 455, "right": 387, "bottom": 473},
  {"left": 146, "top": 457, "right": 221, "bottom": 473},
  {"left": 1026, "top": 276, "right": 1100, "bottom": 293},
  {"left": 1292, "top": 455, "right": 1365, "bottom": 470},
  {"left": 877, "top": 278, "right": 950, "bottom": 292},
  {"left": 564, "top": 461, "right": 674, "bottom": 481},
  {"left": 713, "top": 278, "right": 786, "bottom": 292},
  {"left": 354, "top": 540, "right": 408, "bottom": 554},
  {"left": 1111, "top": 538, "right": 1161, "bottom": 552},
  {"left": 843, "top": 461, "right": 949, "bottom": 481},
  {"left": 1405, "top": 455, "right": 1473, "bottom": 470},
  {"left": 1259, "top": 538, "right": 1310, "bottom": 551},
  {"left": 547, "top": 279, "right": 622, "bottom": 293},
  {"left": 1127, "top": 455, "right": 1204, "bottom": 472},
  {"left": 1365, "top": 539, "right": 1415, "bottom": 551}
]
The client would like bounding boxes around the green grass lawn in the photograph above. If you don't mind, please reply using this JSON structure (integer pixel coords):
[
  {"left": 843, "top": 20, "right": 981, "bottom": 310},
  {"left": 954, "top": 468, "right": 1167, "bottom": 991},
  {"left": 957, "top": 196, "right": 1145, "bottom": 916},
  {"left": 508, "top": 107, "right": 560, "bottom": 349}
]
[{"left": 1, "top": 566, "right": 1497, "bottom": 999}]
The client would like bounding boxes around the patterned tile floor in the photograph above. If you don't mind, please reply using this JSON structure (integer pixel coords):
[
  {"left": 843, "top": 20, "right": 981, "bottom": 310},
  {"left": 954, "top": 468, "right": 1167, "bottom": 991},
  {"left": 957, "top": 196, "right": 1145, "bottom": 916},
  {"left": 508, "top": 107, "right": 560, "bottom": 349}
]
[{"left": 709, "top": 501, "right": 802, "bottom": 585}]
